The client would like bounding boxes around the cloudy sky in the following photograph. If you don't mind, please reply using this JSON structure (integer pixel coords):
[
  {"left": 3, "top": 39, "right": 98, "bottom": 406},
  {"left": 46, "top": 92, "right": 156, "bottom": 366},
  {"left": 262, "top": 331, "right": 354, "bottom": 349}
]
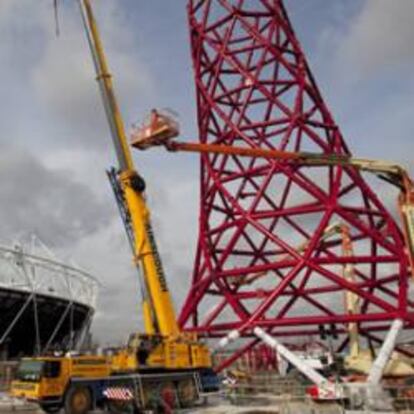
[{"left": 0, "top": 0, "right": 413, "bottom": 345}]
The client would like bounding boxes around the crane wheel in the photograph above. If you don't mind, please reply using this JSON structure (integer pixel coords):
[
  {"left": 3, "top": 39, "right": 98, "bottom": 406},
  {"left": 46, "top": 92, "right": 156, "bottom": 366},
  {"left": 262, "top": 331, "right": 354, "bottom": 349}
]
[
  {"left": 177, "top": 378, "right": 197, "bottom": 408},
  {"left": 64, "top": 385, "right": 92, "bottom": 414},
  {"left": 141, "top": 381, "right": 158, "bottom": 410}
]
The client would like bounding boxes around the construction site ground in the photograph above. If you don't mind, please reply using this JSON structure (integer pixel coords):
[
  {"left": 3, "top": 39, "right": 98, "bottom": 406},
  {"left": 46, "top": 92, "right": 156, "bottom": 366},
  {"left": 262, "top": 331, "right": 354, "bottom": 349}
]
[
  {"left": 1, "top": 401, "right": 413, "bottom": 414},
  {"left": 2, "top": 392, "right": 414, "bottom": 414},
  {"left": 2, "top": 371, "right": 414, "bottom": 414},
  {"left": 0, "top": 393, "right": 349, "bottom": 413}
]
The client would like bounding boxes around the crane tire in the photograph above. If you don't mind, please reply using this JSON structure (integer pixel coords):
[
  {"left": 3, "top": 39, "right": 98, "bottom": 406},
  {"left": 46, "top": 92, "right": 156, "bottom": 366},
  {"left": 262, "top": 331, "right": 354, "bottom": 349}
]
[
  {"left": 177, "top": 378, "right": 197, "bottom": 408},
  {"left": 64, "top": 384, "right": 92, "bottom": 414}
]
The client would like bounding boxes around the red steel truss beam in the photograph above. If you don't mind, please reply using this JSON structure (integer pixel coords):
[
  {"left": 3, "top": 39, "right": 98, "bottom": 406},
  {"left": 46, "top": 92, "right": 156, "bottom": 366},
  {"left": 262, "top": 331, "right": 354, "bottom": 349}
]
[{"left": 180, "top": 0, "right": 414, "bottom": 369}]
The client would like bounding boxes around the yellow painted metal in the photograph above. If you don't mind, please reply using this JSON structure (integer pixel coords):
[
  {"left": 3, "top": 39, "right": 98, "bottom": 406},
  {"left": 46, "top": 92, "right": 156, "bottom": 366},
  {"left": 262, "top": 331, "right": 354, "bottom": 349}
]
[
  {"left": 10, "top": 382, "right": 40, "bottom": 401},
  {"left": 10, "top": 356, "right": 111, "bottom": 402},
  {"left": 310, "top": 223, "right": 360, "bottom": 357},
  {"left": 119, "top": 171, "right": 179, "bottom": 336},
  {"left": 345, "top": 349, "right": 414, "bottom": 377},
  {"left": 81, "top": 0, "right": 180, "bottom": 337},
  {"left": 400, "top": 198, "right": 414, "bottom": 279},
  {"left": 339, "top": 224, "right": 360, "bottom": 359},
  {"left": 79, "top": 0, "right": 213, "bottom": 371},
  {"left": 81, "top": 0, "right": 133, "bottom": 171},
  {"left": 403, "top": 205, "right": 414, "bottom": 245},
  {"left": 110, "top": 335, "right": 212, "bottom": 373},
  {"left": 143, "top": 299, "right": 155, "bottom": 335}
]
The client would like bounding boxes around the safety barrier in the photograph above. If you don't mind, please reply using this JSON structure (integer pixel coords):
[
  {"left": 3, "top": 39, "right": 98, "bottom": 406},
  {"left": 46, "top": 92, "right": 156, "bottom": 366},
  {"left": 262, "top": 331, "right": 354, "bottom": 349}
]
[
  {"left": 220, "top": 374, "right": 414, "bottom": 413},
  {"left": 0, "top": 362, "right": 17, "bottom": 392}
]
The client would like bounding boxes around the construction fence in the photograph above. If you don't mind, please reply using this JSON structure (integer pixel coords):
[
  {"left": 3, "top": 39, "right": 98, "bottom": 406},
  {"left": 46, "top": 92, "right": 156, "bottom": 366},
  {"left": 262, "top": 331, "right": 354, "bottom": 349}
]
[
  {"left": 0, "top": 362, "right": 17, "bottom": 391},
  {"left": 1, "top": 367, "right": 414, "bottom": 413},
  {"left": 220, "top": 373, "right": 414, "bottom": 413}
]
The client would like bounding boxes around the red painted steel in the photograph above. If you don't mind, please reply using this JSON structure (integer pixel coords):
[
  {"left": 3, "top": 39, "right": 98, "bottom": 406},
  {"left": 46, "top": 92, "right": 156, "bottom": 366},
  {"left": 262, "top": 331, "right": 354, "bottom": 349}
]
[
  {"left": 179, "top": 0, "right": 414, "bottom": 368},
  {"left": 214, "top": 344, "right": 278, "bottom": 373}
]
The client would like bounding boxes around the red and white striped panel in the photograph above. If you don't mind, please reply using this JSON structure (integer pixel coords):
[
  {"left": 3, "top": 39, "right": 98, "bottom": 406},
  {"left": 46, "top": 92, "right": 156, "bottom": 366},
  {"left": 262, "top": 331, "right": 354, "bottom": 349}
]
[{"left": 103, "top": 387, "right": 134, "bottom": 401}]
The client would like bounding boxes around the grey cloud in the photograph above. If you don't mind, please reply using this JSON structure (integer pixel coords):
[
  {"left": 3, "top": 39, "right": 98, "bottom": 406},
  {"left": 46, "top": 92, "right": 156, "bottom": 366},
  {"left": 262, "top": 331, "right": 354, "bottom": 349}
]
[
  {"left": 66, "top": 218, "right": 142, "bottom": 344},
  {"left": 0, "top": 144, "right": 112, "bottom": 247},
  {"left": 0, "top": 0, "right": 198, "bottom": 346},
  {"left": 0, "top": 0, "right": 155, "bottom": 151},
  {"left": 148, "top": 174, "right": 199, "bottom": 307},
  {"left": 337, "top": 0, "right": 414, "bottom": 77},
  {"left": 50, "top": 167, "right": 200, "bottom": 344},
  {"left": 30, "top": 0, "right": 155, "bottom": 150}
]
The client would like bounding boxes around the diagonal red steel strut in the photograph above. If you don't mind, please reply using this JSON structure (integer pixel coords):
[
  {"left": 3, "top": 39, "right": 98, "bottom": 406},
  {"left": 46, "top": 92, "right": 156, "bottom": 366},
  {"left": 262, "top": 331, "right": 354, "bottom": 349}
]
[{"left": 176, "top": 0, "right": 414, "bottom": 370}]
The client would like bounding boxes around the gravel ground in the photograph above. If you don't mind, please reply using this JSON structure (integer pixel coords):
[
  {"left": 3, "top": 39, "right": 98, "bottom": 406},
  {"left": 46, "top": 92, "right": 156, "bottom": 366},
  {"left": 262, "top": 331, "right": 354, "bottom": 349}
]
[{"left": 0, "top": 394, "right": 398, "bottom": 414}]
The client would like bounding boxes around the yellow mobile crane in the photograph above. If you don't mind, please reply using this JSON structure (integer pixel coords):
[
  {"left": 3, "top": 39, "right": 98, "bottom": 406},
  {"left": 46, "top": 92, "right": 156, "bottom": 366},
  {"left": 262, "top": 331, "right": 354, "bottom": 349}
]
[
  {"left": 11, "top": 1, "right": 216, "bottom": 413},
  {"left": 78, "top": 0, "right": 212, "bottom": 372}
]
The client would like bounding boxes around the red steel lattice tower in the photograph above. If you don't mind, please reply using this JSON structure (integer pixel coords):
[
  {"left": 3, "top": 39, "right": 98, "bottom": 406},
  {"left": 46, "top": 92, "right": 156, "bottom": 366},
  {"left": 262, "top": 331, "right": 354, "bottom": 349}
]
[{"left": 179, "top": 0, "right": 414, "bottom": 368}]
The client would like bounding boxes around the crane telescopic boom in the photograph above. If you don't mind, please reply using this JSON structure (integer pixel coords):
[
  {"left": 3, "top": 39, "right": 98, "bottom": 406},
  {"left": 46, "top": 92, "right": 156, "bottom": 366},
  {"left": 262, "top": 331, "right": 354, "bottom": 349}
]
[{"left": 78, "top": 0, "right": 179, "bottom": 337}]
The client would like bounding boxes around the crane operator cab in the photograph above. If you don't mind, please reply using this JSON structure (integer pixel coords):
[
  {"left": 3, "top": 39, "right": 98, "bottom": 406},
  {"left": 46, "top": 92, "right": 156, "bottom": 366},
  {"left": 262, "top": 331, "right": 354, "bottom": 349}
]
[
  {"left": 130, "top": 109, "right": 179, "bottom": 150},
  {"left": 127, "top": 332, "right": 162, "bottom": 366},
  {"left": 11, "top": 355, "right": 111, "bottom": 412},
  {"left": 110, "top": 332, "right": 168, "bottom": 372}
]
